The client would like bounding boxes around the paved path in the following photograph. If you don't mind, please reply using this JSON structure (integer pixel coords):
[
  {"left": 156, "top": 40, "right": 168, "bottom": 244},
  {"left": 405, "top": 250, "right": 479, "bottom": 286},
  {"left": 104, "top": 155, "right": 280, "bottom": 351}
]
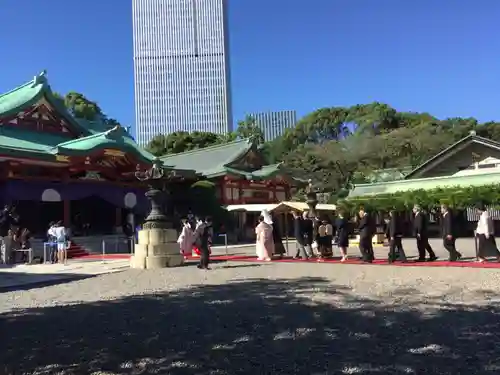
[
  {"left": 0, "top": 259, "right": 129, "bottom": 291},
  {"left": 0, "top": 238, "right": 479, "bottom": 291},
  {"left": 2, "top": 258, "right": 500, "bottom": 374},
  {"left": 216, "top": 238, "right": 480, "bottom": 260}
]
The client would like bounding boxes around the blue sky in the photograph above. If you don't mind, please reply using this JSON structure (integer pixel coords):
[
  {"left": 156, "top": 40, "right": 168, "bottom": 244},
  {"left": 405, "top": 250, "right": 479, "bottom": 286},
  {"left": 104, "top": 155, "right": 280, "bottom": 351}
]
[{"left": 2, "top": 0, "right": 500, "bottom": 136}]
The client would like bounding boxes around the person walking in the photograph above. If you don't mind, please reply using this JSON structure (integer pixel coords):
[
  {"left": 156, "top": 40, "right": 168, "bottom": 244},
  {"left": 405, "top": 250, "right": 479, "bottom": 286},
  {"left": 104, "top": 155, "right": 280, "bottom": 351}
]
[
  {"left": 194, "top": 216, "right": 212, "bottom": 270},
  {"left": 302, "top": 211, "right": 315, "bottom": 257},
  {"left": 335, "top": 210, "right": 350, "bottom": 262},
  {"left": 177, "top": 218, "right": 194, "bottom": 259},
  {"left": 475, "top": 203, "right": 500, "bottom": 262},
  {"left": 386, "top": 210, "right": 407, "bottom": 263},
  {"left": 357, "top": 206, "right": 375, "bottom": 263},
  {"left": 292, "top": 211, "right": 309, "bottom": 260},
  {"left": 412, "top": 205, "right": 437, "bottom": 262},
  {"left": 440, "top": 204, "right": 461, "bottom": 261},
  {"left": 255, "top": 216, "right": 273, "bottom": 261},
  {"left": 270, "top": 214, "right": 286, "bottom": 258}
]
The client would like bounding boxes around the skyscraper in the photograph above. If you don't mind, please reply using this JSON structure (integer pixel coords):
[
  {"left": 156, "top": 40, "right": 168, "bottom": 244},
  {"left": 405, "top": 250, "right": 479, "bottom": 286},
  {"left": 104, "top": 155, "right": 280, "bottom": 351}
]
[
  {"left": 132, "top": 0, "right": 233, "bottom": 146},
  {"left": 248, "top": 110, "right": 297, "bottom": 141}
]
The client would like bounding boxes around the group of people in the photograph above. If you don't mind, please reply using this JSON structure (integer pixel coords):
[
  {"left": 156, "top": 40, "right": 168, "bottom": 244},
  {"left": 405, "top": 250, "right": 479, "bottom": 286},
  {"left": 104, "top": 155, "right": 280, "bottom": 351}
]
[
  {"left": 292, "top": 210, "right": 340, "bottom": 261},
  {"left": 177, "top": 215, "right": 214, "bottom": 270},
  {"left": 382, "top": 203, "right": 500, "bottom": 263},
  {"left": 0, "top": 205, "right": 32, "bottom": 264},
  {"left": 46, "top": 221, "right": 70, "bottom": 264},
  {"left": 254, "top": 202, "right": 500, "bottom": 264}
]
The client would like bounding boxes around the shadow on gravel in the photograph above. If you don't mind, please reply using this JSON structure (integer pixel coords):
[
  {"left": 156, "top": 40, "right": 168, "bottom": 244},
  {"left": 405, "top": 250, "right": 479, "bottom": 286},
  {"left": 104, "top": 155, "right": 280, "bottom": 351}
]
[
  {"left": 2, "top": 277, "right": 500, "bottom": 374},
  {"left": 0, "top": 273, "right": 95, "bottom": 294}
]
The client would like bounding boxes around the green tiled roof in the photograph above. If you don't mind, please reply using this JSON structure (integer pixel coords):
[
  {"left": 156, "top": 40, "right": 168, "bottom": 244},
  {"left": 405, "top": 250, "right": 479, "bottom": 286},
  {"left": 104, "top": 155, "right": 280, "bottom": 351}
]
[
  {"left": 348, "top": 171, "right": 500, "bottom": 198},
  {"left": 52, "top": 125, "right": 156, "bottom": 164},
  {"left": 159, "top": 138, "right": 281, "bottom": 179},
  {"left": 0, "top": 71, "right": 156, "bottom": 165},
  {"left": 160, "top": 139, "right": 254, "bottom": 177},
  {"left": 0, "top": 126, "right": 68, "bottom": 160},
  {"left": 0, "top": 71, "right": 91, "bottom": 136}
]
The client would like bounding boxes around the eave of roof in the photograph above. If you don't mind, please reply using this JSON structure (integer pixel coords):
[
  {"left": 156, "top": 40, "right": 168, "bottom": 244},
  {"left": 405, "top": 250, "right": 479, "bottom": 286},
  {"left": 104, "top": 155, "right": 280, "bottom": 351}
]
[
  {"left": 51, "top": 125, "right": 156, "bottom": 164},
  {"left": 159, "top": 138, "right": 255, "bottom": 176},
  {"left": 0, "top": 71, "right": 91, "bottom": 136},
  {"left": 348, "top": 170, "right": 500, "bottom": 198}
]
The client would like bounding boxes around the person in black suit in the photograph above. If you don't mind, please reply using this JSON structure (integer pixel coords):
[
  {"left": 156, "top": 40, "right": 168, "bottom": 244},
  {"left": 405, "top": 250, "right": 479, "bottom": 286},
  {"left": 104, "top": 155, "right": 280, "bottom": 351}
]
[
  {"left": 386, "top": 210, "right": 407, "bottom": 263},
  {"left": 440, "top": 204, "right": 462, "bottom": 261},
  {"left": 335, "top": 210, "right": 350, "bottom": 262},
  {"left": 357, "top": 206, "right": 375, "bottom": 263},
  {"left": 292, "top": 211, "right": 310, "bottom": 259},
  {"left": 412, "top": 204, "right": 437, "bottom": 262},
  {"left": 271, "top": 214, "right": 286, "bottom": 258}
]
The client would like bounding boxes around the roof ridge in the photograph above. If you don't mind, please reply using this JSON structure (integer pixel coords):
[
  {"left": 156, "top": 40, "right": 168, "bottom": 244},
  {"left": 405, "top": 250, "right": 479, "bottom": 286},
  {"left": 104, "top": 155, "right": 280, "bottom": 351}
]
[
  {"left": 161, "top": 137, "right": 252, "bottom": 159},
  {"left": 0, "top": 71, "right": 47, "bottom": 100}
]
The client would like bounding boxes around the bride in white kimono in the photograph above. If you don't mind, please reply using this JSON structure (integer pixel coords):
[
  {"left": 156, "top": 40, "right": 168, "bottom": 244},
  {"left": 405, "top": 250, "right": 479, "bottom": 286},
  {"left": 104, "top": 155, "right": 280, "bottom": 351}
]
[
  {"left": 255, "top": 209, "right": 274, "bottom": 261},
  {"left": 177, "top": 218, "right": 194, "bottom": 258}
]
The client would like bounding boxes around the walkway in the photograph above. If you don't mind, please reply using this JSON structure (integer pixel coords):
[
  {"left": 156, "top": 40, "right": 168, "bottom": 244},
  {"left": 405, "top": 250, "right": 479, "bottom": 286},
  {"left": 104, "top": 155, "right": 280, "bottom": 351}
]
[{"left": 0, "top": 259, "right": 129, "bottom": 291}]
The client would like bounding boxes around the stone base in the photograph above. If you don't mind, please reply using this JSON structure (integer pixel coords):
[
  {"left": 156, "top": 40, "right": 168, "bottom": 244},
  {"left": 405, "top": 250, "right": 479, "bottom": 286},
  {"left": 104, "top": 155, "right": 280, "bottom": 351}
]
[{"left": 130, "top": 228, "right": 184, "bottom": 269}]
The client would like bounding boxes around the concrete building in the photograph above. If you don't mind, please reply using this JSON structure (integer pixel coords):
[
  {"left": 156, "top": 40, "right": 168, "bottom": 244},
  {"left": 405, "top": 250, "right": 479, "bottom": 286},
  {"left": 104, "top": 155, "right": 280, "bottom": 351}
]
[
  {"left": 247, "top": 110, "right": 297, "bottom": 141},
  {"left": 132, "top": 0, "right": 233, "bottom": 145}
]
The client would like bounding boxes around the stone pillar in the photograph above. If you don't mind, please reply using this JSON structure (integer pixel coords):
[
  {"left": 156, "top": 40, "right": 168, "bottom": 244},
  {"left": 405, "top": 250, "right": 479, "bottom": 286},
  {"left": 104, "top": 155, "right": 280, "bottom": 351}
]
[{"left": 130, "top": 227, "right": 184, "bottom": 269}]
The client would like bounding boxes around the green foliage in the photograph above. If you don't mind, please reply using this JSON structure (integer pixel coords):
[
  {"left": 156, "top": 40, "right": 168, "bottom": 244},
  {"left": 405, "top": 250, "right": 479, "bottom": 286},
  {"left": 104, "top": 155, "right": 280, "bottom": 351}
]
[
  {"left": 145, "top": 131, "right": 227, "bottom": 157},
  {"left": 231, "top": 115, "right": 265, "bottom": 145},
  {"left": 141, "top": 102, "right": 500, "bottom": 200},
  {"left": 339, "top": 185, "right": 500, "bottom": 213},
  {"left": 270, "top": 102, "right": 500, "bottom": 194},
  {"left": 54, "top": 91, "right": 122, "bottom": 128}
]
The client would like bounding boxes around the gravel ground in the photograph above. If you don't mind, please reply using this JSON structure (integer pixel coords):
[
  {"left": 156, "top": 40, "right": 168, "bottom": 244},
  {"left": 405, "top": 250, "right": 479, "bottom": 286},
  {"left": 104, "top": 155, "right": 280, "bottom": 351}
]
[{"left": 2, "top": 260, "right": 500, "bottom": 375}]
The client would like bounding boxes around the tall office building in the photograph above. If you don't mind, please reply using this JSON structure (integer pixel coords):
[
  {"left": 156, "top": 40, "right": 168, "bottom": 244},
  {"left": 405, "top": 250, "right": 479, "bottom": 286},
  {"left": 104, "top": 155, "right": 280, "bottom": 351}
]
[
  {"left": 132, "top": 0, "right": 233, "bottom": 146},
  {"left": 248, "top": 110, "right": 297, "bottom": 141}
]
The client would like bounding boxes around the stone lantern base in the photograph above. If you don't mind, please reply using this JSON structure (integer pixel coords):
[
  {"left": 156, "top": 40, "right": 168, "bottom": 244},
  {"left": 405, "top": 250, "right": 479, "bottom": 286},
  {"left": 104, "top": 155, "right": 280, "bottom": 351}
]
[{"left": 130, "top": 228, "right": 184, "bottom": 269}]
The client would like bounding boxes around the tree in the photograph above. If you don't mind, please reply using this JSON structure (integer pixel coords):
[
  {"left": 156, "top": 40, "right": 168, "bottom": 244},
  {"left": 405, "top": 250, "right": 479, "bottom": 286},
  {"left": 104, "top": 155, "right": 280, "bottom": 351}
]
[
  {"left": 53, "top": 91, "right": 124, "bottom": 130},
  {"left": 145, "top": 131, "right": 226, "bottom": 157},
  {"left": 63, "top": 92, "right": 103, "bottom": 120},
  {"left": 284, "top": 138, "right": 370, "bottom": 194},
  {"left": 232, "top": 116, "right": 265, "bottom": 145}
]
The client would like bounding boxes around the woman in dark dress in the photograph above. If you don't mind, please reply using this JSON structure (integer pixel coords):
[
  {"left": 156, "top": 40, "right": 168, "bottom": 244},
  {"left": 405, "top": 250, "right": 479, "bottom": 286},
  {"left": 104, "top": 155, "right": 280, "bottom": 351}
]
[
  {"left": 335, "top": 210, "right": 350, "bottom": 262},
  {"left": 271, "top": 214, "right": 286, "bottom": 258}
]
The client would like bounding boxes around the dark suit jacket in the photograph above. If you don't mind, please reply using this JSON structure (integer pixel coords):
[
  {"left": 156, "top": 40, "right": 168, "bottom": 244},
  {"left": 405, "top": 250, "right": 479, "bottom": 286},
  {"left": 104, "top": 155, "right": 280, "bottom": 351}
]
[
  {"left": 440, "top": 211, "right": 456, "bottom": 238},
  {"left": 293, "top": 217, "right": 305, "bottom": 245},
  {"left": 335, "top": 217, "right": 349, "bottom": 242},
  {"left": 387, "top": 214, "right": 403, "bottom": 238},
  {"left": 358, "top": 214, "right": 374, "bottom": 239},
  {"left": 413, "top": 212, "right": 429, "bottom": 238},
  {"left": 302, "top": 218, "right": 314, "bottom": 245}
]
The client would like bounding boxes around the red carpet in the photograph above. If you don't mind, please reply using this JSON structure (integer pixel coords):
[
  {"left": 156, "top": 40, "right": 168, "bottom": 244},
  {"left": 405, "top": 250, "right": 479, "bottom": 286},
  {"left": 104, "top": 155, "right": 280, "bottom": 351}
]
[{"left": 73, "top": 254, "right": 500, "bottom": 268}]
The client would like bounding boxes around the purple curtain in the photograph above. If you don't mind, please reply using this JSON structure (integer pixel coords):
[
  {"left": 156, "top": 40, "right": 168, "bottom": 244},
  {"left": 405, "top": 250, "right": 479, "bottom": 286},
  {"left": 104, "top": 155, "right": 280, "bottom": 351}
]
[{"left": 5, "top": 180, "right": 148, "bottom": 213}]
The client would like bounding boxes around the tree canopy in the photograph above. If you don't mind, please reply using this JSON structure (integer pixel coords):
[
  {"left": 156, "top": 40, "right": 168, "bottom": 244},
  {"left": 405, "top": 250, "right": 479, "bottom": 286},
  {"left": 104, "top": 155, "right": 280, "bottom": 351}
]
[
  {"left": 142, "top": 101, "right": 500, "bottom": 200},
  {"left": 54, "top": 91, "right": 123, "bottom": 129}
]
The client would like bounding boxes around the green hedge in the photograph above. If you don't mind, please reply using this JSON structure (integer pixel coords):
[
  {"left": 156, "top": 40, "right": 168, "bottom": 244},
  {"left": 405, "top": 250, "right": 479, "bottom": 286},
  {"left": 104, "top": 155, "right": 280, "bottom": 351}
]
[{"left": 337, "top": 184, "right": 500, "bottom": 212}]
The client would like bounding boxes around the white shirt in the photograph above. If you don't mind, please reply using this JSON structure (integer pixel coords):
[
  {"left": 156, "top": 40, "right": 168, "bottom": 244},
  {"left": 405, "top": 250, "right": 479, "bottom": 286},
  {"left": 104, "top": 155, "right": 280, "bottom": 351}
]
[
  {"left": 53, "top": 226, "right": 67, "bottom": 242},
  {"left": 47, "top": 226, "right": 55, "bottom": 237},
  {"left": 476, "top": 211, "right": 493, "bottom": 235}
]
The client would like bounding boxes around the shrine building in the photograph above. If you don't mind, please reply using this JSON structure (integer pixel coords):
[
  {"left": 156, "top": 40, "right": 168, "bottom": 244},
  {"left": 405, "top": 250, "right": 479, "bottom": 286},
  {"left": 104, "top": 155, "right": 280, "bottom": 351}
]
[{"left": 0, "top": 71, "right": 162, "bottom": 235}]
